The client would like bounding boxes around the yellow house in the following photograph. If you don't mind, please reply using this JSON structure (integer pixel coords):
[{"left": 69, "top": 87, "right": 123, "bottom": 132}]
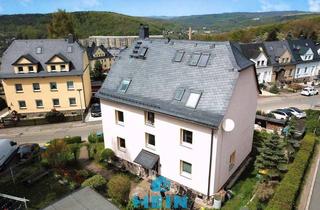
[
  {"left": 86, "top": 42, "right": 113, "bottom": 72},
  {"left": 0, "top": 36, "right": 92, "bottom": 115}
]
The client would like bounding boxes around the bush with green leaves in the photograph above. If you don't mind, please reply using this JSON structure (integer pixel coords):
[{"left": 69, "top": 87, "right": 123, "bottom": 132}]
[
  {"left": 64, "top": 136, "right": 82, "bottom": 144},
  {"left": 100, "top": 148, "right": 115, "bottom": 162},
  {"left": 107, "top": 174, "right": 131, "bottom": 205},
  {"left": 266, "top": 134, "right": 316, "bottom": 210},
  {"left": 269, "top": 84, "right": 279, "bottom": 94},
  {"left": 43, "top": 139, "right": 71, "bottom": 167},
  {"left": 82, "top": 174, "right": 107, "bottom": 191},
  {"left": 45, "top": 109, "right": 66, "bottom": 123},
  {"left": 87, "top": 143, "right": 105, "bottom": 161},
  {"left": 305, "top": 109, "right": 320, "bottom": 136},
  {"left": 68, "top": 143, "right": 80, "bottom": 161},
  {"left": 88, "top": 133, "right": 104, "bottom": 143}
]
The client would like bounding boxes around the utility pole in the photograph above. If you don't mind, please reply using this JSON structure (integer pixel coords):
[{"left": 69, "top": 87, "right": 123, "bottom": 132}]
[{"left": 77, "top": 89, "right": 84, "bottom": 123}]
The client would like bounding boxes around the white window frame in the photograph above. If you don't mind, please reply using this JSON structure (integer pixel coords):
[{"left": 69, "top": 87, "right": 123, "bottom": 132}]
[
  {"left": 35, "top": 99, "right": 44, "bottom": 108},
  {"left": 67, "top": 81, "right": 74, "bottom": 90},
  {"left": 117, "top": 137, "right": 126, "bottom": 152},
  {"left": 69, "top": 97, "right": 76, "bottom": 106},
  {"left": 185, "top": 92, "right": 201, "bottom": 108},
  {"left": 180, "top": 160, "right": 192, "bottom": 179},
  {"left": 33, "top": 83, "right": 41, "bottom": 92},
  {"left": 50, "top": 82, "right": 58, "bottom": 91},
  {"left": 115, "top": 110, "right": 124, "bottom": 125},
  {"left": 181, "top": 129, "right": 193, "bottom": 147},
  {"left": 18, "top": 100, "right": 27, "bottom": 109},
  {"left": 15, "top": 84, "right": 23, "bottom": 93},
  {"left": 145, "top": 111, "right": 155, "bottom": 126},
  {"left": 52, "top": 98, "right": 60, "bottom": 107},
  {"left": 145, "top": 133, "right": 156, "bottom": 150}
]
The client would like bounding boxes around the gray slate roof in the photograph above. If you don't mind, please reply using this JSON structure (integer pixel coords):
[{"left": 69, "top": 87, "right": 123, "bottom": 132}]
[
  {"left": 97, "top": 39, "right": 255, "bottom": 127},
  {"left": 287, "top": 39, "right": 320, "bottom": 63},
  {"left": 0, "top": 39, "right": 85, "bottom": 79},
  {"left": 263, "top": 40, "right": 295, "bottom": 65},
  {"left": 87, "top": 42, "right": 113, "bottom": 60},
  {"left": 238, "top": 43, "right": 271, "bottom": 65}
]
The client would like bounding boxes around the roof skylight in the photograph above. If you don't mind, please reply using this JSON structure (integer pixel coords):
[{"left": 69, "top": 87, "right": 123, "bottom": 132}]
[
  {"left": 198, "top": 53, "right": 210, "bottom": 67},
  {"left": 67, "top": 46, "right": 73, "bottom": 53},
  {"left": 189, "top": 52, "right": 201, "bottom": 66},
  {"left": 185, "top": 92, "right": 201, "bottom": 108},
  {"left": 174, "top": 88, "right": 185, "bottom": 101},
  {"left": 118, "top": 79, "right": 131, "bottom": 93},
  {"left": 36, "top": 47, "right": 42, "bottom": 54},
  {"left": 139, "top": 47, "right": 148, "bottom": 57},
  {"left": 174, "top": 50, "right": 185, "bottom": 62}
]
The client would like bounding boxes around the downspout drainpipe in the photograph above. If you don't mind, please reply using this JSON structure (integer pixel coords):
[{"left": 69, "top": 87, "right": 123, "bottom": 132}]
[{"left": 207, "top": 128, "right": 215, "bottom": 197}]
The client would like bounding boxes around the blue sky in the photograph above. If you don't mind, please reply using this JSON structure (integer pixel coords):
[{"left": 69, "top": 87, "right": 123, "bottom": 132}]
[{"left": 0, "top": 0, "right": 319, "bottom": 16}]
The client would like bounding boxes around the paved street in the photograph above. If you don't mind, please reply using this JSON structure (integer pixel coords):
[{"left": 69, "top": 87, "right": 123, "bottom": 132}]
[
  {"left": 257, "top": 93, "right": 320, "bottom": 112},
  {"left": 0, "top": 121, "right": 102, "bottom": 145}
]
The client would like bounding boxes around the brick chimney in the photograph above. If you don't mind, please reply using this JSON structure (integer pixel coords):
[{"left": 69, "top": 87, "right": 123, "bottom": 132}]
[
  {"left": 139, "top": 24, "right": 149, "bottom": 39},
  {"left": 68, "top": 33, "right": 74, "bottom": 43}
]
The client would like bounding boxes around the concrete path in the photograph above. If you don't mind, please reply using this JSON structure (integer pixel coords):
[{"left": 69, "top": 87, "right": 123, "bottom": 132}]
[{"left": 0, "top": 121, "right": 102, "bottom": 145}]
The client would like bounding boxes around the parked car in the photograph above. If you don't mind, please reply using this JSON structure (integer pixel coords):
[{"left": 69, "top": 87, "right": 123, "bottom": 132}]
[
  {"left": 301, "top": 87, "right": 319, "bottom": 96},
  {"left": 91, "top": 103, "right": 101, "bottom": 117},
  {"left": 17, "top": 143, "right": 41, "bottom": 160},
  {"left": 270, "top": 109, "right": 291, "bottom": 120},
  {"left": 0, "top": 139, "right": 18, "bottom": 171},
  {"left": 285, "top": 107, "right": 307, "bottom": 119}
]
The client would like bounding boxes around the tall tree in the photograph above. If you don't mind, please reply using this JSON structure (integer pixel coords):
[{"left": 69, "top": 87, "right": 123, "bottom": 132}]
[
  {"left": 265, "top": 29, "right": 279, "bottom": 41},
  {"left": 309, "top": 31, "right": 318, "bottom": 42},
  {"left": 48, "top": 9, "right": 74, "bottom": 38}
]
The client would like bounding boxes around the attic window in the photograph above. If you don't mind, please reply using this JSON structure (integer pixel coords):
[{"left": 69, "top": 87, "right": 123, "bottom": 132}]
[
  {"left": 189, "top": 52, "right": 201, "bottom": 66},
  {"left": 174, "top": 50, "right": 185, "bottom": 62},
  {"left": 174, "top": 88, "right": 185, "bottom": 101},
  {"left": 198, "top": 53, "right": 210, "bottom": 67},
  {"left": 67, "top": 46, "right": 73, "bottom": 53},
  {"left": 185, "top": 92, "right": 201, "bottom": 108},
  {"left": 118, "top": 79, "right": 131, "bottom": 93},
  {"left": 36, "top": 47, "right": 42, "bottom": 54}
]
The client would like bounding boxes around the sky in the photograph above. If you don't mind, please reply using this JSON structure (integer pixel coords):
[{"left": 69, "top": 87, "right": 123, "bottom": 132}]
[{"left": 0, "top": 0, "right": 319, "bottom": 16}]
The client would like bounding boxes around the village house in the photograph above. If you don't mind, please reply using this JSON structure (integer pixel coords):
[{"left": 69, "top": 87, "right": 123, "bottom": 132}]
[
  {"left": 97, "top": 27, "right": 260, "bottom": 201},
  {"left": 287, "top": 39, "right": 320, "bottom": 82},
  {"left": 239, "top": 43, "right": 273, "bottom": 84},
  {"left": 0, "top": 35, "right": 92, "bottom": 115},
  {"left": 86, "top": 42, "right": 113, "bottom": 73},
  {"left": 264, "top": 40, "right": 296, "bottom": 83}
]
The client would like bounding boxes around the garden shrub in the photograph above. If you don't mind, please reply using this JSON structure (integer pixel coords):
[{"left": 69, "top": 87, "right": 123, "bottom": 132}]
[
  {"left": 305, "top": 110, "right": 320, "bottom": 136},
  {"left": 81, "top": 174, "right": 107, "bottom": 191},
  {"left": 45, "top": 109, "right": 66, "bottom": 123},
  {"left": 76, "top": 169, "right": 91, "bottom": 179},
  {"left": 68, "top": 143, "right": 80, "bottom": 161},
  {"left": 42, "top": 139, "right": 71, "bottom": 167},
  {"left": 88, "top": 133, "right": 104, "bottom": 143},
  {"left": 269, "top": 84, "right": 279, "bottom": 94},
  {"left": 100, "top": 148, "right": 115, "bottom": 162},
  {"left": 288, "top": 83, "right": 303, "bottom": 91},
  {"left": 64, "top": 136, "right": 82, "bottom": 144},
  {"left": 266, "top": 134, "right": 316, "bottom": 210},
  {"left": 88, "top": 143, "right": 105, "bottom": 161},
  {"left": 107, "top": 174, "right": 131, "bottom": 205}
]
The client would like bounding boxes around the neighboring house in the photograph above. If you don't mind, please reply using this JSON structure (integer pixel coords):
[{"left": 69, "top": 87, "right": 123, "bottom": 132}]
[
  {"left": 97, "top": 28, "right": 260, "bottom": 201},
  {"left": 264, "top": 40, "right": 296, "bottom": 83},
  {"left": 86, "top": 42, "right": 113, "bottom": 72},
  {"left": 0, "top": 35, "right": 91, "bottom": 115},
  {"left": 287, "top": 39, "right": 320, "bottom": 81},
  {"left": 239, "top": 43, "right": 273, "bottom": 84}
]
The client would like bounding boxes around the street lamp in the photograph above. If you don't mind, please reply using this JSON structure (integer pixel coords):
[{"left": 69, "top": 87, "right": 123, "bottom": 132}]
[{"left": 77, "top": 88, "right": 84, "bottom": 123}]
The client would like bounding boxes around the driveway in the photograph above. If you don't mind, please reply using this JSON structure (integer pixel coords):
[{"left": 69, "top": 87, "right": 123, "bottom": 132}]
[
  {"left": 0, "top": 121, "right": 102, "bottom": 145},
  {"left": 85, "top": 108, "right": 102, "bottom": 122},
  {"left": 257, "top": 93, "right": 320, "bottom": 112}
]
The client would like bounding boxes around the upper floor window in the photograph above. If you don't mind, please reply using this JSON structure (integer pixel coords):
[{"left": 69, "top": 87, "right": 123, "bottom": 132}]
[
  {"left": 257, "top": 61, "right": 260, "bottom": 66},
  {"left": 50, "top": 82, "right": 58, "bottom": 91},
  {"left": 35, "top": 99, "right": 43, "bottom": 108},
  {"left": 261, "top": 60, "right": 265, "bottom": 66},
  {"left": 28, "top": 66, "right": 34, "bottom": 72},
  {"left": 185, "top": 92, "right": 201, "bottom": 108},
  {"left": 115, "top": 110, "right": 124, "bottom": 125},
  {"left": 18, "top": 66, "right": 23, "bottom": 73},
  {"left": 51, "top": 65, "right": 56, "bottom": 71},
  {"left": 61, "top": 65, "right": 66, "bottom": 71},
  {"left": 52, "top": 98, "right": 60, "bottom": 107},
  {"left": 15, "top": 84, "right": 23, "bottom": 92},
  {"left": 145, "top": 133, "right": 155, "bottom": 149},
  {"left": 67, "top": 81, "right": 74, "bottom": 90},
  {"left": 18, "top": 100, "right": 26, "bottom": 109},
  {"left": 33, "top": 83, "right": 40, "bottom": 92},
  {"left": 145, "top": 111, "right": 155, "bottom": 126},
  {"left": 181, "top": 129, "right": 193, "bottom": 145}
]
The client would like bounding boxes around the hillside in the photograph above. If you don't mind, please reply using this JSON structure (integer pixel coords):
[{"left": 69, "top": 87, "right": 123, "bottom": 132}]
[
  {"left": 192, "top": 15, "right": 320, "bottom": 43},
  {"left": 163, "top": 11, "right": 318, "bottom": 32}
]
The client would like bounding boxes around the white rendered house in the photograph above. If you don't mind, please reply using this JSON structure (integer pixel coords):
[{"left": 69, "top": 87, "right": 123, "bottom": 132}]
[{"left": 97, "top": 29, "right": 260, "bottom": 200}]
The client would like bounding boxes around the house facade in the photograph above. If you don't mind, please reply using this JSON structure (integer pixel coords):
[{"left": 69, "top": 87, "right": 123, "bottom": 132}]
[
  {"left": 86, "top": 42, "right": 113, "bottom": 72},
  {"left": 97, "top": 30, "right": 259, "bottom": 201},
  {"left": 0, "top": 36, "right": 91, "bottom": 114},
  {"left": 287, "top": 39, "right": 320, "bottom": 81},
  {"left": 239, "top": 43, "right": 273, "bottom": 83}
]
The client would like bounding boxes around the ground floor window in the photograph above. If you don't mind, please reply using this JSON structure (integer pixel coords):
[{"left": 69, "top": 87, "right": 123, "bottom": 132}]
[
  {"left": 180, "top": 160, "right": 192, "bottom": 178},
  {"left": 117, "top": 137, "right": 126, "bottom": 151}
]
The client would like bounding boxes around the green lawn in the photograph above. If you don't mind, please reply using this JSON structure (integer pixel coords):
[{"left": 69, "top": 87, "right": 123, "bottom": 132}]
[
  {"left": 0, "top": 163, "right": 72, "bottom": 210},
  {"left": 221, "top": 162, "right": 260, "bottom": 210}
]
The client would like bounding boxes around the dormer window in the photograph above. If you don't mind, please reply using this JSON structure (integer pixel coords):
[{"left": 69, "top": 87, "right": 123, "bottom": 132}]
[
  {"left": 51, "top": 65, "right": 56, "bottom": 71},
  {"left": 28, "top": 66, "right": 34, "bottom": 72},
  {"left": 257, "top": 61, "right": 260, "bottom": 66},
  {"left": 18, "top": 66, "right": 23, "bottom": 73},
  {"left": 61, "top": 65, "right": 66, "bottom": 71}
]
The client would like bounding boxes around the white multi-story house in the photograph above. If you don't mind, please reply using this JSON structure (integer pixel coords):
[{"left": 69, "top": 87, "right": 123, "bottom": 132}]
[
  {"left": 239, "top": 43, "right": 273, "bottom": 83},
  {"left": 287, "top": 39, "right": 320, "bottom": 81},
  {"left": 97, "top": 29, "right": 260, "bottom": 202}
]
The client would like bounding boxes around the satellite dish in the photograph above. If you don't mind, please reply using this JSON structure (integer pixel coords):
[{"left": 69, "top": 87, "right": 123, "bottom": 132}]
[{"left": 222, "top": 119, "right": 235, "bottom": 132}]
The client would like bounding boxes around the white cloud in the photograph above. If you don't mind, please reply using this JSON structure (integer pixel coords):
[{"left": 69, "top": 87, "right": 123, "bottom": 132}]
[
  {"left": 309, "top": 0, "right": 320, "bottom": 12},
  {"left": 259, "top": 0, "right": 291, "bottom": 12}
]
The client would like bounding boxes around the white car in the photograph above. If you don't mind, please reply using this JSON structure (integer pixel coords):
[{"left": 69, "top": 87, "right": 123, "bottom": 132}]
[
  {"left": 301, "top": 87, "right": 319, "bottom": 96},
  {"left": 286, "top": 107, "right": 307, "bottom": 119},
  {"left": 269, "top": 110, "right": 291, "bottom": 120}
]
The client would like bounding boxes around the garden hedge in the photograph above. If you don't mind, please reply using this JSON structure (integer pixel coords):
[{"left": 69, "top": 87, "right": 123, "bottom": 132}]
[
  {"left": 266, "top": 134, "right": 316, "bottom": 210},
  {"left": 64, "top": 136, "right": 82, "bottom": 144}
]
